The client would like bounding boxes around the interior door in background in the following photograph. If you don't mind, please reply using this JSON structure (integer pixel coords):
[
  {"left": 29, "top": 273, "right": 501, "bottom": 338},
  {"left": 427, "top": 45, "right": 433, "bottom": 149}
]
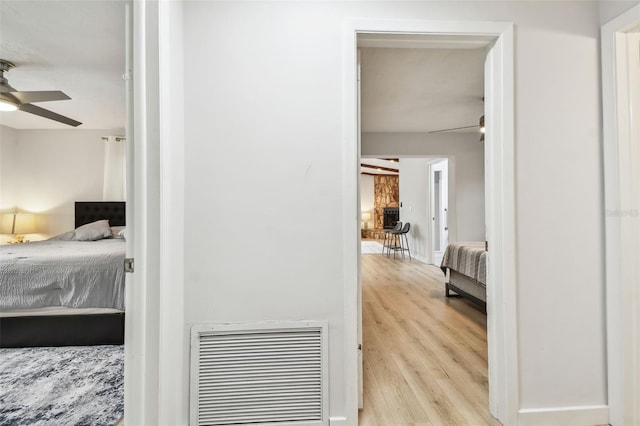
[{"left": 431, "top": 159, "right": 449, "bottom": 265}]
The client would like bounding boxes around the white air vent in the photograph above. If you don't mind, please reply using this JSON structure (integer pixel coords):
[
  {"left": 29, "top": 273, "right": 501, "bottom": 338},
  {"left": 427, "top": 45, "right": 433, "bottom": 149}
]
[{"left": 190, "top": 321, "right": 328, "bottom": 426}]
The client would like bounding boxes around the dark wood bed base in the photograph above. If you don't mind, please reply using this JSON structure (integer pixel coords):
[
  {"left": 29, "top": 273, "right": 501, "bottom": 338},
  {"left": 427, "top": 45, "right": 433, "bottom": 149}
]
[
  {"left": 0, "top": 313, "right": 124, "bottom": 348},
  {"left": 445, "top": 282, "right": 487, "bottom": 313},
  {"left": 0, "top": 201, "right": 126, "bottom": 348}
]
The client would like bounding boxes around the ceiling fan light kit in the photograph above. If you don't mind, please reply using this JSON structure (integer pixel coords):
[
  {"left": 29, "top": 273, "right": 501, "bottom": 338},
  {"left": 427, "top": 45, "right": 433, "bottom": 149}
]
[
  {"left": 0, "top": 99, "right": 17, "bottom": 111},
  {"left": 0, "top": 59, "right": 82, "bottom": 127}
]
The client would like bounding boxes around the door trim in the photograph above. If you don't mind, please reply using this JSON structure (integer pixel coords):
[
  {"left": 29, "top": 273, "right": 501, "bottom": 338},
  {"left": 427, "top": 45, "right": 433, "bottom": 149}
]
[
  {"left": 601, "top": 4, "right": 640, "bottom": 425},
  {"left": 343, "top": 18, "right": 516, "bottom": 425},
  {"left": 125, "top": 1, "right": 186, "bottom": 423},
  {"left": 430, "top": 159, "right": 449, "bottom": 266}
]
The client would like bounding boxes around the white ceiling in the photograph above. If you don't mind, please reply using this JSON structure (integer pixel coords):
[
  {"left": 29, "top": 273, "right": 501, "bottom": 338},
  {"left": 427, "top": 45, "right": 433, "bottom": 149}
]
[
  {"left": 360, "top": 45, "right": 486, "bottom": 133},
  {"left": 0, "top": 6, "right": 484, "bottom": 135},
  {"left": 0, "top": 1, "right": 126, "bottom": 130}
]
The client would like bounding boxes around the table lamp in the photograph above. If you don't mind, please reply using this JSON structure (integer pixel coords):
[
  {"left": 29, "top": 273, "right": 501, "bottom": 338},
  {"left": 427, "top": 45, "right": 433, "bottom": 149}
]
[
  {"left": 1, "top": 213, "right": 37, "bottom": 243},
  {"left": 362, "top": 212, "right": 371, "bottom": 230}
]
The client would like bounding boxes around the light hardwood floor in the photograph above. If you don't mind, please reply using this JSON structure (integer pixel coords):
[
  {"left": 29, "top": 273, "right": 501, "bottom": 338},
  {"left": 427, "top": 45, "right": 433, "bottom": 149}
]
[{"left": 359, "top": 249, "right": 500, "bottom": 426}]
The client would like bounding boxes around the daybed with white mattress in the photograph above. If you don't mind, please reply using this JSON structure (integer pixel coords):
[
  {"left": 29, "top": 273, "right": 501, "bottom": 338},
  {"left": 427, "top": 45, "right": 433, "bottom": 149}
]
[
  {"left": 0, "top": 201, "right": 126, "bottom": 347},
  {"left": 440, "top": 242, "right": 487, "bottom": 312}
]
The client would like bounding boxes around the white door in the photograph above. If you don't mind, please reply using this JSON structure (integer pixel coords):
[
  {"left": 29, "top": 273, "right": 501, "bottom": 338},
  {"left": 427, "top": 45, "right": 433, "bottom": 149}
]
[{"left": 431, "top": 159, "right": 449, "bottom": 265}]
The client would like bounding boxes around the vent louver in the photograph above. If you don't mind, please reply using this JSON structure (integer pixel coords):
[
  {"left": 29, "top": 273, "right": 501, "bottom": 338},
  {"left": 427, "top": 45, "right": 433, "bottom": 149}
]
[{"left": 191, "top": 322, "right": 328, "bottom": 426}]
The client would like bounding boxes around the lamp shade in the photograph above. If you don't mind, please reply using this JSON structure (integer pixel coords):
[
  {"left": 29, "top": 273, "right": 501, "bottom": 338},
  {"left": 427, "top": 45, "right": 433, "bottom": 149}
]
[
  {"left": 362, "top": 212, "right": 372, "bottom": 221},
  {"left": 1, "top": 213, "right": 37, "bottom": 235}
]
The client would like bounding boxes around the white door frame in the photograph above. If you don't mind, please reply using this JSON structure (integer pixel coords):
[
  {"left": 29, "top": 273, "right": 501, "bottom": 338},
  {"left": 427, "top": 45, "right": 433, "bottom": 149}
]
[
  {"left": 343, "top": 19, "right": 516, "bottom": 425},
  {"left": 430, "top": 159, "right": 449, "bottom": 266},
  {"left": 125, "top": 1, "right": 161, "bottom": 424},
  {"left": 601, "top": 5, "right": 640, "bottom": 426},
  {"left": 125, "top": 0, "right": 186, "bottom": 424}
]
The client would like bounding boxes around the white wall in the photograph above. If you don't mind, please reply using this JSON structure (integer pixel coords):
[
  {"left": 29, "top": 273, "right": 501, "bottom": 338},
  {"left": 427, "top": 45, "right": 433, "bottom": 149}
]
[
  {"left": 180, "top": 1, "right": 605, "bottom": 421},
  {"left": 0, "top": 127, "right": 124, "bottom": 238},
  {"left": 397, "top": 158, "right": 432, "bottom": 263},
  {"left": 359, "top": 174, "right": 374, "bottom": 228},
  {"left": 0, "top": 125, "right": 18, "bottom": 211},
  {"left": 0, "top": 125, "right": 18, "bottom": 244}
]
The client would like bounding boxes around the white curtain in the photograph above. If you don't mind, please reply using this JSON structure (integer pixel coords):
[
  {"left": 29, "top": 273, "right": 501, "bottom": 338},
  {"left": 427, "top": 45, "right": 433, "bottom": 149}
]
[{"left": 102, "top": 136, "right": 126, "bottom": 201}]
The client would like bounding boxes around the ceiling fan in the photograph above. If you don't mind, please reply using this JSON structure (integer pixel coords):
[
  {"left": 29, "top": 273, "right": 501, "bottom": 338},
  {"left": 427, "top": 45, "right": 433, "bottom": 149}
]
[
  {"left": 0, "top": 59, "right": 82, "bottom": 127},
  {"left": 428, "top": 115, "right": 485, "bottom": 141}
]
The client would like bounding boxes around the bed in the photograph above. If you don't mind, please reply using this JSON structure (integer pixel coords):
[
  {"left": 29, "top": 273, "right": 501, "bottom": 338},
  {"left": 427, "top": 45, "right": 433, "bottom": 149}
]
[
  {"left": 0, "top": 202, "right": 126, "bottom": 347},
  {"left": 440, "top": 242, "right": 487, "bottom": 312}
]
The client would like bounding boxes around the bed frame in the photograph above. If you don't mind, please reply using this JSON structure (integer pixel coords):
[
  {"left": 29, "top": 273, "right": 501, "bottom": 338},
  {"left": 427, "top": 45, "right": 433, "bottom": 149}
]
[
  {"left": 445, "top": 271, "right": 487, "bottom": 313},
  {"left": 440, "top": 242, "right": 487, "bottom": 313},
  {"left": 0, "top": 202, "right": 126, "bottom": 348}
]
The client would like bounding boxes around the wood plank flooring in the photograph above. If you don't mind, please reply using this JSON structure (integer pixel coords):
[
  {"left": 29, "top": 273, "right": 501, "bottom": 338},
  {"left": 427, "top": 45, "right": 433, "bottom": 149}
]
[{"left": 359, "top": 250, "right": 500, "bottom": 426}]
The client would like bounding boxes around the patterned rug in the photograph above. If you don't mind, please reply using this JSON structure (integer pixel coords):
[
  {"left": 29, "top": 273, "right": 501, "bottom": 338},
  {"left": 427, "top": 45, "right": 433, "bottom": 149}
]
[{"left": 0, "top": 345, "right": 124, "bottom": 426}]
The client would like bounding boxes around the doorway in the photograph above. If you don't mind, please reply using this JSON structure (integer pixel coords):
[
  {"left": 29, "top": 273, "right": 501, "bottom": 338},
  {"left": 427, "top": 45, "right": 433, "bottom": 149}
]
[
  {"left": 430, "top": 159, "right": 449, "bottom": 266},
  {"left": 344, "top": 19, "right": 516, "bottom": 424}
]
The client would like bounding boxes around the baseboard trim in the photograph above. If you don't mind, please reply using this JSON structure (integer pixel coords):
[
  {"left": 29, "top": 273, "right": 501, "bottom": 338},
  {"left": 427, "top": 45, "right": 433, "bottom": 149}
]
[
  {"left": 519, "top": 405, "right": 609, "bottom": 426},
  {"left": 329, "top": 416, "right": 348, "bottom": 425},
  {"left": 413, "top": 255, "right": 429, "bottom": 265}
]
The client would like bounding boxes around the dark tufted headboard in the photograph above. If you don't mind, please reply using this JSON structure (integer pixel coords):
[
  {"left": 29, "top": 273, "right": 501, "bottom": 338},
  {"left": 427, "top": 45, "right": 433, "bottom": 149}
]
[{"left": 75, "top": 202, "right": 126, "bottom": 228}]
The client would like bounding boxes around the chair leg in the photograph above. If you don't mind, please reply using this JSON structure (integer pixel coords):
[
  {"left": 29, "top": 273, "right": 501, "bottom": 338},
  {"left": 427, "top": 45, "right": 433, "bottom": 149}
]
[
  {"left": 403, "top": 233, "right": 411, "bottom": 260},
  {"left": 385, "top": 233, "right": 390, "bottom": 256},
  {"left": 384, "top": 233, "right": 389, "bottom": 256},
  {"left": 390, "top": 233, "right": 396, "bottom": 257},
  {"left": 382, "top": 232, "right": 387, "bottom": 255},
  {"left": 392, "top": 234, "right": 397, "bottom": 259}
]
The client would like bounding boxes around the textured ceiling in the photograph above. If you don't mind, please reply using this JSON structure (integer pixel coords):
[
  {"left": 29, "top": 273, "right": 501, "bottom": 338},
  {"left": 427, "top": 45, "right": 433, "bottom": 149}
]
[
  {"left": 0, "top": 0, "right": 126, "bottom": 130},
  {"left": 360, "top": 47, "right": 486, "bottom": 134}
]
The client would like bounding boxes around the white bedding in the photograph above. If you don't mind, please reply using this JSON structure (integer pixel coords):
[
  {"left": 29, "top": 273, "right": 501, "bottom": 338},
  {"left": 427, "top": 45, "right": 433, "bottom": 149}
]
[{"left": 0, "top": 239, "right": 125, "bottom": 310}]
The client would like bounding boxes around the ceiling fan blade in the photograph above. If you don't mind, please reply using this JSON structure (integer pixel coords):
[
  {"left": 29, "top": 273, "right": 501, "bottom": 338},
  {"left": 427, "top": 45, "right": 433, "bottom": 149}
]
[
  {"left": 19, "top": 103, "right": 82, "bottom": 127},
  {"left": 11, "top": 90, "right": 71, "bottom": 104},
  {"left": 428, "top": 124, "right": 478, "bottom": 134}
]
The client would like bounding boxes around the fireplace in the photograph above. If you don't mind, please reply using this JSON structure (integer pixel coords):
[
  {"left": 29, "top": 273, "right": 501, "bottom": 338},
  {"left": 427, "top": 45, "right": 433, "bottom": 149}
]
[{"left": 383, "top": 207, "right": 399, "bottom": 229}]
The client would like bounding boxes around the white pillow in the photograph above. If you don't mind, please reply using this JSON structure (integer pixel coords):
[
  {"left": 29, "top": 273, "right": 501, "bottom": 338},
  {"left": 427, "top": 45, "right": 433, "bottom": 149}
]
[
  {"left": 48, "top": 230, "right": 76, "bottom": 241},
  {"left": 118, "top": 228, "right": 127, "bottom": 240},
  {"left": 111, "top": 226, "right": 126, "bottom": 239},
  {"left": 74, "top": 220, "right": 112, "bottom": 241}
]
